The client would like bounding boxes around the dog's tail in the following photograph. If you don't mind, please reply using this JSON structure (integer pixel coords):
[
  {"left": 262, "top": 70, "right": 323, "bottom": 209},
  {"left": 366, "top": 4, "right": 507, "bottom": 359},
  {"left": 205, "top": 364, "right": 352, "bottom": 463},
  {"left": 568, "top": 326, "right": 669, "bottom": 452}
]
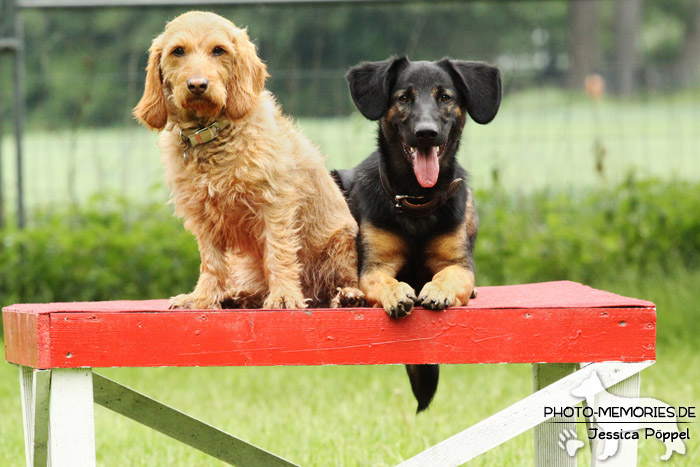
[{"left": 406, "top": 364, "right": 439, "bottom": 413}]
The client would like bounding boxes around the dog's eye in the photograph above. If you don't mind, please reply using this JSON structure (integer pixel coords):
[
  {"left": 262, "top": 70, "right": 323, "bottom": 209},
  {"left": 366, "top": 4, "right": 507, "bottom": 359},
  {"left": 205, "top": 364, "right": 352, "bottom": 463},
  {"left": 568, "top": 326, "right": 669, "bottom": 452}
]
[
  {"left": 171, "top": 47, "right": 185, "bottom": 57},
  {"left": 440, "top": 93, "right": 452, "bottom": 103},
  {"left": 397, "top": 95, "right": 410, "bottom": 104},
  {"left": 212, "top": 46, "right": 226, "bottom": 56}
]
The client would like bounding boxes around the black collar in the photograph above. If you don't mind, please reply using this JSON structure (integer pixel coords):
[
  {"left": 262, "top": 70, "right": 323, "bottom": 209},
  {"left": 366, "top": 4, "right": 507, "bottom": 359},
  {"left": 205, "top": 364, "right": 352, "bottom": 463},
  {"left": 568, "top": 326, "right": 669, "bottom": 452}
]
[{"left": 378, "top": 164, "right": 463, "bottom": 217}]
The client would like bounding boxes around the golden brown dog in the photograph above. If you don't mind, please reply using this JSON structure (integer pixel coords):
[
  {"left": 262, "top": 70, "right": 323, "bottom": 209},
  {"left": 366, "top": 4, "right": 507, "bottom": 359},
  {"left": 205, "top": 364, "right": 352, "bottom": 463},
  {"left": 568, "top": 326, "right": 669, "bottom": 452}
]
[{"left": 134, "top": 11, "right": 364, "bottom": 310}]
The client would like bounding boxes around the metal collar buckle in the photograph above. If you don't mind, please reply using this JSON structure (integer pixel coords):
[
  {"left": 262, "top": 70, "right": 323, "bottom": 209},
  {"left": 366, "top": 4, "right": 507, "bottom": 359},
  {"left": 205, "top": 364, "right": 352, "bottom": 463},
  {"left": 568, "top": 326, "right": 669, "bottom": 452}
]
[
  {"left": 180, "top": 121, "right": 222, "bottom": 161},
  {"left": 394, "top": 194, "right": 424, "bottom": 210}
]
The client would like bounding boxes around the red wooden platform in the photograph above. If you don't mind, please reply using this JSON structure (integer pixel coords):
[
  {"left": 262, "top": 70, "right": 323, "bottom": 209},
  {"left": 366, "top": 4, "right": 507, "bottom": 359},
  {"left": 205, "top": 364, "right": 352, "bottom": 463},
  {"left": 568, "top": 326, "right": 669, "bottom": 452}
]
[
  {"left": 3, "top": 281, "right": 656, "bottom": 369},
  {"left": 3, "top": 281, "right": 658, "bottom": 466}
]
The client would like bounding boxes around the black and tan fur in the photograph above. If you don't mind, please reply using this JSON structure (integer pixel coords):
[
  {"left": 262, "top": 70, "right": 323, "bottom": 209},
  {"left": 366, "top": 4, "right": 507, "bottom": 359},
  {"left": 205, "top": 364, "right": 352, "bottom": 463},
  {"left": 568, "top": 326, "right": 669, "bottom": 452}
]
[{"left": 339, "top": 56, "right": 501, "bottom": 412}]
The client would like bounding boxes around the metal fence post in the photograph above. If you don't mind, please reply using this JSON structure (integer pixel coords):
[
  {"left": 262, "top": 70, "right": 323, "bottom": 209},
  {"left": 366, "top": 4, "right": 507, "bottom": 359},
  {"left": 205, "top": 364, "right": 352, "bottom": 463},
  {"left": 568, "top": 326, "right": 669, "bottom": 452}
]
[
  {"left": 0, "top": 0, "right": 25, "bottom": 229},
  {"left": 13, "top": 0, "right": 26, "bottom": 229},
  {"left": 0, "top": 0, "right": 10, "bottom": 229}
]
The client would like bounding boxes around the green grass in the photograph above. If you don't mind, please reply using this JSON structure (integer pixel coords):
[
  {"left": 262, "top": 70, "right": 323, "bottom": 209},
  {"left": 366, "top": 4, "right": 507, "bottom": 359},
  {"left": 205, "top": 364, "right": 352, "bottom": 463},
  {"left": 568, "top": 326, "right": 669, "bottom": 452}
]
[
  {"left": 2, "top": 90, "right": 699, "bottom": 210},
  {"left": 1, "top": 267, "right": 699, "bottom": 466},
  {"left": 0, "top": 349, "right": 697, "bottom": 465}
]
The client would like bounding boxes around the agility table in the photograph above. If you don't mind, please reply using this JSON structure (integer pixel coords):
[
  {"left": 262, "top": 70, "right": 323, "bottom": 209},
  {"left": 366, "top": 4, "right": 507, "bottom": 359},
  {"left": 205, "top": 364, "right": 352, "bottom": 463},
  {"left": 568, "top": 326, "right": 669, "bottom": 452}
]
[{"left": 3, "top": 281, "right": 656, "bottom": 466}]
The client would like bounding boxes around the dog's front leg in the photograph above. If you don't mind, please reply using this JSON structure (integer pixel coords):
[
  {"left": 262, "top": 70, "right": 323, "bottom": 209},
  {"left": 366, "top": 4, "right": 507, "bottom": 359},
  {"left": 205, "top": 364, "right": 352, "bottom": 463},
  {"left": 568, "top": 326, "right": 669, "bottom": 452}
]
[
  {"left": 260, "top": 203, "right": 307, "bottom": 309},
  {"left": 419, "top": 227, "right": 475, "bottom": 310},
  {"left": 358, "top": 223, "right": 415, "bottom": 317},
  {"left": 324, "top": 224, "right": 366, "bottom": 308},
  {"left": 170, "top": 233, "right": 228, "bottom": 310}
]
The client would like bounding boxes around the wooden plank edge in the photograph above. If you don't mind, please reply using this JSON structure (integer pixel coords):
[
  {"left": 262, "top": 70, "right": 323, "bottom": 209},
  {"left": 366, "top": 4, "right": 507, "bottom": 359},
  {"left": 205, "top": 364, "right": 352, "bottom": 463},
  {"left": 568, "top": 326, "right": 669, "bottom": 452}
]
[
  {"left": 3, "top": 311, "right": 51, "bottom": 368},
  {"left": 7, "top": 306, "right": 655, "bottom": 368}
]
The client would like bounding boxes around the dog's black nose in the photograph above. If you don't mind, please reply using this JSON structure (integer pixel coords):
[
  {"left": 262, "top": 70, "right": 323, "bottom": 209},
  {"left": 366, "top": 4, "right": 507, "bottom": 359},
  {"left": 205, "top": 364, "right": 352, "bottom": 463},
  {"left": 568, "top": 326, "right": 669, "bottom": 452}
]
[
  {"left": 187, "top": 78, "right": 209, "bottom": 95},
  {"left": 415, "top": 123, "right": 439, "bottom": 142}
]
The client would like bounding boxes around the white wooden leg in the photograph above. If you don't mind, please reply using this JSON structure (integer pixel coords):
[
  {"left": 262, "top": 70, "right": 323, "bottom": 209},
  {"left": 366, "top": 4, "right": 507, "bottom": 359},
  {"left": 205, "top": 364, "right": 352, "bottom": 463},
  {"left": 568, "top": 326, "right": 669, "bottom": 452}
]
[
  {"left": 19, "top": 366, "right": 34, "bottom": 467},
  {"left": 533, "top": 363, "right": 579, "bottom": 466},
  {"left": 19, "top": 366, "right": 51, "bottom": 467},
  {"left": 590, "top": 372, "right": 641, "bottom": 466},
  {"left": 32, "top": 370, "right": 51, "bottom": 467},
  {"left": 396, "top": 361, "right": 653, "bottom": 467},
  {"left": 48, "top": 368, "right": 96, "bottom": 467}
]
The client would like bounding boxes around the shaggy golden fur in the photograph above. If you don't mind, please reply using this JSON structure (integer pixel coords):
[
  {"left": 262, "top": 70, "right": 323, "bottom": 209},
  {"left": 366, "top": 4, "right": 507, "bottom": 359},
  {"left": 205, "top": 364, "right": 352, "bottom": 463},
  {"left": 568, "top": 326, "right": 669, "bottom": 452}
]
[{"left": 134, "top": 11, "right": 364, "bottom": 309}]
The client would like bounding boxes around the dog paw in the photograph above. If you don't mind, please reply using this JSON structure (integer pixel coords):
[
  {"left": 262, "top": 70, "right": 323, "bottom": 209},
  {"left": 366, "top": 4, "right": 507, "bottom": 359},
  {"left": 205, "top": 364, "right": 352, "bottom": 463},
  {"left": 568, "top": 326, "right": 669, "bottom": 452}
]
[
  {"left": 263, "top": 290, "right": 308, "bottom": 309},
  {"left": 221, "top": 288, "right": 265, "bottom": 309},
  {"left": 417, "top": 282, "right": 457, "bottom": 310},
  {"left": 169, "top": 293, "right": 221, "bottom": 310},
  {"left": 330, "top": 287, "right": 367, "bottom": 308},
  {"left": 381, "top": 282, "right": 417, "bottom": 318},
  {"left": 220, "top": 293, "right": 264, "bottom": 309}
]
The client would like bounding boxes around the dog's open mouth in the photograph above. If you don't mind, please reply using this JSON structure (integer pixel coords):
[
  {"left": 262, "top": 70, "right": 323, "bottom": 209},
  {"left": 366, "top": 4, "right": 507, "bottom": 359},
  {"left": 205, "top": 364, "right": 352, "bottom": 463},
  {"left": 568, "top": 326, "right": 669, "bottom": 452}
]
[{"left": 402, "top": 143, "right": 446, "bottom": 188}]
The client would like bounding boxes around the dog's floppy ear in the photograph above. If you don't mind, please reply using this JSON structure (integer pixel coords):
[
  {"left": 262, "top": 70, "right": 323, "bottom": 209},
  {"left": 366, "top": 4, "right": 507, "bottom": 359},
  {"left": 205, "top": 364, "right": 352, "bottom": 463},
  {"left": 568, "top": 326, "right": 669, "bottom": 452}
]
[
  {"left": 226, "top": 28, "right": 268, "bottom": 121},
  {"left": 346, "top": 56, "right": 409, "bottom": 121},
  {"left": 133, "top": 36, "right": 168, "bottom": 130},
  {"left": 438, "top": 59, "right": 502, "bottom": 124}
]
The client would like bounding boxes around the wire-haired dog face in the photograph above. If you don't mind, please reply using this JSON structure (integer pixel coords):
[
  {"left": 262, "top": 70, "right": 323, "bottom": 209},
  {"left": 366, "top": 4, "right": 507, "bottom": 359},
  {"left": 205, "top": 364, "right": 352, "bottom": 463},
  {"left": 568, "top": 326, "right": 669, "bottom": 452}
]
[{"left": 134, "top": 11, "right": 268, "bottom": 129}]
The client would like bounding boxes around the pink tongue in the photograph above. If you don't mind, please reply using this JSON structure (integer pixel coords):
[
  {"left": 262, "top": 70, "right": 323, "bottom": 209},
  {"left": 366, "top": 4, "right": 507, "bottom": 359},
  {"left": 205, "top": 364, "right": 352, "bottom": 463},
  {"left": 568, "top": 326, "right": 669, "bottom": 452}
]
[{"left": 414, "top": 147, "right": 440, "bottom": 188}]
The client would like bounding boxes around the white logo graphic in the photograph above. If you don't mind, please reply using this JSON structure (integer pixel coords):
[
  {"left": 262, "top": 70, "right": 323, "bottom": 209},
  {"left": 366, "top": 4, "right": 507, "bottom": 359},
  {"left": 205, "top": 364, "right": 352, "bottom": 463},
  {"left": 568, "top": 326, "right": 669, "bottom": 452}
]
[{"left": 558, "top": 371, "right": 687, "bottom": 461}]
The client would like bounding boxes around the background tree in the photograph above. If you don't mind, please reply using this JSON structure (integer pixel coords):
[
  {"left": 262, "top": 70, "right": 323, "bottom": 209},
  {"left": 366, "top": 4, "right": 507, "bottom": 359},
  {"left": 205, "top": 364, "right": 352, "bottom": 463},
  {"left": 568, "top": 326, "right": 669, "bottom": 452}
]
[
  {"left": 7, "top": 1, "right": 700, "bottom": 126},
  {"left": 613, "top": 0, "right": 642, "bottom": 96},
  {"left": 673, "top": 0, "right": 700, "bottom": 87},
  {"left": 566, "top": 0, "right": 602, "bottom": 90}
]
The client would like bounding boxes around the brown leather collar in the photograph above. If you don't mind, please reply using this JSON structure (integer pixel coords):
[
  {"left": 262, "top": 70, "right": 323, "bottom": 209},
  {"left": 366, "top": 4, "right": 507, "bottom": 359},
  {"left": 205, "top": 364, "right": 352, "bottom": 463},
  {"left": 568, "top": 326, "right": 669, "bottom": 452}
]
[{"left": 379, "top": 165, "right": 463, "bottom": 217}]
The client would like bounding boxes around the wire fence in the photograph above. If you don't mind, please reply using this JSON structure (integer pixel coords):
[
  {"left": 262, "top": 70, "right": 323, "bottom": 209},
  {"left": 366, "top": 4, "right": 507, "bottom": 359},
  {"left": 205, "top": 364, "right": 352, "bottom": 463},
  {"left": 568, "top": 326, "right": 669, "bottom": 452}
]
[{"left": 1, "top": 1, "right": 699, "bottom": 222}]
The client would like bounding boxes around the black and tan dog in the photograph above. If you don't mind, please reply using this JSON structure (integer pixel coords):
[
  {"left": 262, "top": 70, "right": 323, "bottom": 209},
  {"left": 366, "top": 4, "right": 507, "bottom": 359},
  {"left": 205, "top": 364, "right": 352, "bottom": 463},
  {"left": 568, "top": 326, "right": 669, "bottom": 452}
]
[{"left": 337, "top": 56, "right": 502, "bottom": 412}]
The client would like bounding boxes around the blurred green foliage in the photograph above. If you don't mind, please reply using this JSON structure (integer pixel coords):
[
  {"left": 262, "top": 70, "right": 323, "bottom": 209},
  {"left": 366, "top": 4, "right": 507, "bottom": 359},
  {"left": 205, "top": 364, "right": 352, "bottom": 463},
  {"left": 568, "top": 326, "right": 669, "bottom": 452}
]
[
  {"left": 1, "top": 177, "right": 698, "bottom": 310},
  {"left": 12, "top": 0, "right": 700, "bottom": 126},
  {"left": 0, "top": 196, "right": 199, "bottom": 305},
  {"left": 476, "top": 176, "right": 700, "bottom": 286}
]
